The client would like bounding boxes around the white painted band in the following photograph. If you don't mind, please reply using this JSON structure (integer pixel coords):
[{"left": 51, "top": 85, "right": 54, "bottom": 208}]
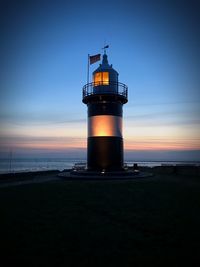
[{"left": 88, "top": 115, "right": 122, "bottom": 137}]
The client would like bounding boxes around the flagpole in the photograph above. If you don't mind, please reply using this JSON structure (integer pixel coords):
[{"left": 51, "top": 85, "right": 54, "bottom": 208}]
[{"left": 87, "top": 54, "right": 90, "bottom": 84}]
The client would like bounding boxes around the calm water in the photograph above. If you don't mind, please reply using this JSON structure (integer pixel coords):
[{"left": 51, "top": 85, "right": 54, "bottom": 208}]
[{"left": 0, "top": 158, "right": 199, "bottom": 174}]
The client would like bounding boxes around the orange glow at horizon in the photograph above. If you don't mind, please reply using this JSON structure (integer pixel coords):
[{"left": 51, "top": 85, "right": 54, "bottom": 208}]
[
  {"left": 125, "top": 138, "right": 200, "bottom": 151},
  {"left": 0, "top": 136, "right": 86, "bottom": 150},
  {"left": 1, "top": 122, "right": 199, "bottom": 152},
  {"left": 5, "top": 143, "right": 199, "bottom": 151},
  {"left": 1, "top": 136, "right": 199, "bottom": 151}
]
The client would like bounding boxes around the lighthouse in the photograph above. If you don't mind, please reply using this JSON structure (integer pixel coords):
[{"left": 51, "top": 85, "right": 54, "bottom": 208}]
[{"left": 82, "top": 52, "right": 128, "bottom": 171}]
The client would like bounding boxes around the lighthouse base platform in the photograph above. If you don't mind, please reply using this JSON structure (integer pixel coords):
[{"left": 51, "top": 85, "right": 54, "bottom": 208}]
[{"left": 58, "top": 169, "right": 153, "bottom": 180}]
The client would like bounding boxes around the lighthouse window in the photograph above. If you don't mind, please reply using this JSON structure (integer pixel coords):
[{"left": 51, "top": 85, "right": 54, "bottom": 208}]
[
  {"left": 102, "top": 72, "right": 109, "bottom": 84},
  {"left": 94, "top": 72, "right": 109, "bottom": 86}
]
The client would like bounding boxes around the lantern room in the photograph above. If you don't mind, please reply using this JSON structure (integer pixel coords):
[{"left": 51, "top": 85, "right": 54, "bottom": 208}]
[
  {"left": 92, "top": 53, "right": 118, "bottom": 93},
  {"left": 82, "top": 53, "right": 128, "bottom": 105}
]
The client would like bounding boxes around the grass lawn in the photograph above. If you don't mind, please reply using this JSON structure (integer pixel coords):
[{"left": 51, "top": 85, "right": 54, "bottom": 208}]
[{"left": 0, "top": 173, "right": 200, "bottom": 266}]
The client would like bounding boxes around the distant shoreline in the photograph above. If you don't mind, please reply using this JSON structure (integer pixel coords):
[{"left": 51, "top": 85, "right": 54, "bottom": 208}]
[{"left": 0, "top": 159, "right": 199, "bottom": 175}]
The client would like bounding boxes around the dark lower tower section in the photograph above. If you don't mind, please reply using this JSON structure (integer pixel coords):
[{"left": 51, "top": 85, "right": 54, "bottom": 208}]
[{"left": 88, "top": 137, "right": 123, "bottom": 171}]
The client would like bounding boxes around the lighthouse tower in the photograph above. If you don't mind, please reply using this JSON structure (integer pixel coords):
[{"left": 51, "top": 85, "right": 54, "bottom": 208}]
[{"left": 82, "top": 52, "right": 128, "bottom": 171}]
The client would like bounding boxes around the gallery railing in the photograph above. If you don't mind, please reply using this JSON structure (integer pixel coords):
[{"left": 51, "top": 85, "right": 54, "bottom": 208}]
[{"left": 82, "top": 81, "right": 128, "bottom": 101}]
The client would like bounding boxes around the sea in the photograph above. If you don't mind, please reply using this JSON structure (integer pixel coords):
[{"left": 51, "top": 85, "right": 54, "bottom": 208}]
[{"left": 0, "top": 158, "right": 199, "bottom": 174}]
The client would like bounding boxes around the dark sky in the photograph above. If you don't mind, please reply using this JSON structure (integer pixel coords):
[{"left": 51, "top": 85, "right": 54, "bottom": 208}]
[{"left": 0, "top": 0, "right": 200, "bottom": 160}]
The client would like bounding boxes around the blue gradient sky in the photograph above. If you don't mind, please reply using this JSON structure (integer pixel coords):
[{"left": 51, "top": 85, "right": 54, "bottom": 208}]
[{"left": 0, "top": 0, "right": 200, "bottom": 160}]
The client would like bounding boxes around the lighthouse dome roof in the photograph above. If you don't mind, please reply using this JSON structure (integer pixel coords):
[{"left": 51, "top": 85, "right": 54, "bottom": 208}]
[{"left": 93, "top": 54, "right": 119, "bottom": 76}]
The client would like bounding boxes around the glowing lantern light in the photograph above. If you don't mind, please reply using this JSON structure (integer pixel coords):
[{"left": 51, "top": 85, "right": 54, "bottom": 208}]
[{"left": 94, "top": 72, "right": 109, "bottom": 86}]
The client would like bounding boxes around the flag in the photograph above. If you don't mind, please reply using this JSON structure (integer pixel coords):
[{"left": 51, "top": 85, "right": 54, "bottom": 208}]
[
  {"left": 89, "top": 54, "right": 101, "bottom": 65},
  {"left": 103, "top": 45, "right": 109, "bottom": 49}
]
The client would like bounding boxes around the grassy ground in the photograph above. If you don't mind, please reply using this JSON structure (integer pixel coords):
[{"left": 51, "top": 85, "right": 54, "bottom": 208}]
[{"left": 0, "top": 172, "right": 200, "bottom": 267}]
